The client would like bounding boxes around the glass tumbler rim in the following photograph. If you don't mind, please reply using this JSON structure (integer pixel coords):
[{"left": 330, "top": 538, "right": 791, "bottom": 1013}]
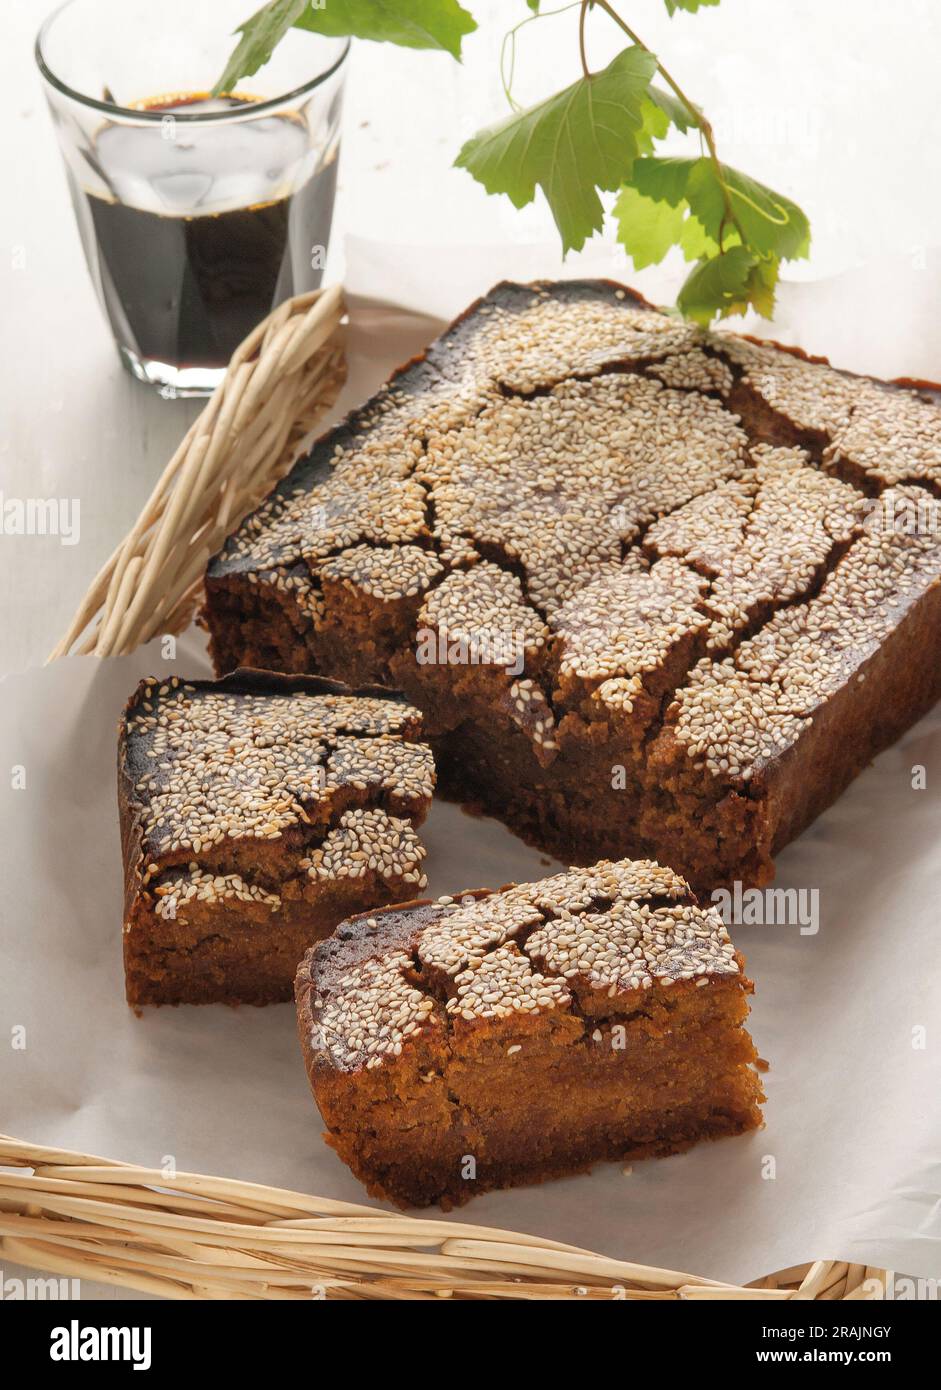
[{"left": 35, "top": 0, "right": 350, "bottom": 123}]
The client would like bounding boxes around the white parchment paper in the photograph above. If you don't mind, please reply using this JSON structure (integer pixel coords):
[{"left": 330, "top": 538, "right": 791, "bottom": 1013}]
[{"left": 2, "top": 274, "right": 940, "bottom": 1295}]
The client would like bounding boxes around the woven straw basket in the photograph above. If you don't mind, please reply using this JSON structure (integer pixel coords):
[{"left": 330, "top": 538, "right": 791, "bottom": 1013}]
[{"left": 21, "top": 290, "right": 885, "bottom": 1301}]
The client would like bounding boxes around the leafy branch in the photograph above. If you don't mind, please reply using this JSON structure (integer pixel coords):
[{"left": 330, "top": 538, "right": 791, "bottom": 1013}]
[
  {"left": 213, "top": 0, "right": 478, "bottom": 93},
  {"left": 590, "top": 0, "right": 744, "bottom": 247},
  {"left": 215, "top": 0, "right": 811, "bottom": 325}
]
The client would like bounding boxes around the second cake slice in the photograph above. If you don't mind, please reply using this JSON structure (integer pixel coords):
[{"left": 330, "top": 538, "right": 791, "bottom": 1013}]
[
  {"left": 296, "top": 858, "right": 764, "bottom": 1207},
  {"left": 119, "top": 671, "right": 435, "bottom": 1006}
]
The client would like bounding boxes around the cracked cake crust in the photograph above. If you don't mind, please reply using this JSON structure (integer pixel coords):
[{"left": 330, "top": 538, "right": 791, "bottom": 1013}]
[
  {"left": 118, "top": 670, "right": 435, "bottom": 1006},
  {"left": 296, "top": 858, "right": 763, "bottom": 1207},
  {"left": 204, "top": 279, "right": 941, "bottom": 889}
]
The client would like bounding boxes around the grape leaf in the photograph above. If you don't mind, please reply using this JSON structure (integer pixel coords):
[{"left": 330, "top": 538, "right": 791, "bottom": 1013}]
[
  {"left": 678, "top": 211, "right": 735, "bottom": 262},
  {"left": 664, "top": 0, "right": 721, "bottom": 15},
  {"left": 214, "top": 0, "right": 309, "bottom": 94},
  {"left": 214, "top": 0, "right": 477, "bottom": 95},
  {"left": 614, "top": 174, "right": 743, "bottom": 270},
  {"left": 294, "top": 0, "right": 478, "bottom": 56},
  {"left": 677, "top": 246, "right": 761, "bottom": 325},
  {"left": 636, "top": 97, "right": 668, "bottom": 153},
  {"left": 613, "top": 185, "right": 686, "bottom": 269},
  {"left": 632, "top": 155, "right": 697, "bottom": 207},
  {"left": 726, "top": 166, "right": 809, "bottom": 259},
  {"left": 646, "top": 83, "right": 700, "bottom": 133},
  {"left": 632, "top": 155, "right": 810, "bottom": 260},
  {"left": 455, "top": 46, "right": 658, "bottom": 254},
  {"left": 745, "top": 255, "right": 781, "bottom": 318},
  {"left": 618, "top": 152, "right": 803, "bottom": 323}
]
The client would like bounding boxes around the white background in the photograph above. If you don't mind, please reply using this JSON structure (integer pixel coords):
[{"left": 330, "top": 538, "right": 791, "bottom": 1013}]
[{"left": 2, "top": 0, "right": 941, "bottom": 671}]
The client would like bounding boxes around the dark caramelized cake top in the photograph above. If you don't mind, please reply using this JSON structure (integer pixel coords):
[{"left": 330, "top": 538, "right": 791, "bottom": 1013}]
[{"left": 209, "top": 280, "right": 941, "bottom": 789}]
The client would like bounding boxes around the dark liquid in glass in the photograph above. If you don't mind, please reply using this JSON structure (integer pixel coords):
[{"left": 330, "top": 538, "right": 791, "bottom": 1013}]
[{"left": 80, "top": 95, "right": 337, "bottom": 369}]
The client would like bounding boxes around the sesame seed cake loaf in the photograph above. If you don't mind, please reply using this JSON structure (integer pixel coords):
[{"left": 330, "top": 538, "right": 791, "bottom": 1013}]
[
  {"left": 295, "top": 858, "right": 764, "bottom": 1207},
  {"left": 204, "top": 280, "right": 941, "bottom": 890},
  {"left": 118, "top": 670, "right": 434, "bottom": 1006}
]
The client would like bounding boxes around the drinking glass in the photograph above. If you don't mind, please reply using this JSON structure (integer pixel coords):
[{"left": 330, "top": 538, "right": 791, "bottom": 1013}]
[{"left": 36, "top": 0, "right": 348, "bottom": 396}]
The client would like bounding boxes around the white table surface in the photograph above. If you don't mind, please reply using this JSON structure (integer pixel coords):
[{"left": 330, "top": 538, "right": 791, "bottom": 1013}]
[{"left": 2, "top": 0, "right": 941, "bottom": 675}]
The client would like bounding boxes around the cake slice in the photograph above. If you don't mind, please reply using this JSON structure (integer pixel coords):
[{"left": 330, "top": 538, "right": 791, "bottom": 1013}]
[
  {"left": 295, "top": 858, "right": 764, "bottom": 1207},
  {"left": 118, "top": 670, "right": 434, "bottom": 1006}
]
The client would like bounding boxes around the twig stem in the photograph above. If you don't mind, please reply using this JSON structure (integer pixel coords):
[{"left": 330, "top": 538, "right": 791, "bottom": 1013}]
[{"left": 591, "top": 0, "right": 745, "bottom": 246}]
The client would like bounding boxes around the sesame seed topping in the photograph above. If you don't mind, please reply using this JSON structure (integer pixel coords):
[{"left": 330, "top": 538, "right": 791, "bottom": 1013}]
[
  {"left": 152, "top": 865, "right": 281, "bottom": 922},
  {"left": 319, "top": 542, "right": 444, "bottom": 604},
  {"left": 205, "top": 281, "right": 941, "bottom": 800},
  {"left": 309, "top": 856, "right": 735, "bottom": 1072},
  {"left": 551, "top": 556, "right": 709, "bottom": 694},
  {"left": 302, "top": 807, "right": 428, "bottom": 889},
  {"left": 420, "top": 373, "right": 747, "bottom": 611},
  {"left": 122, "top": 681, "right": 432, "bottom": 882},
  {"left": 668, "top": 483, "right": 941, "bottom": 779},
  {"left": 647, "top": 445, "right": 867, "bottom": 650}
]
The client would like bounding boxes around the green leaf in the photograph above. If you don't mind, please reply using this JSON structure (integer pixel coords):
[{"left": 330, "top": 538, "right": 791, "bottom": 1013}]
[
  {"left": 646, "top": 84, "right": 700, "bottom": 133},
  {"left": 614, "top": 184, "right": 685, "bottom": 269},
  {"left": 636, "top": 86, "right": 701, "bottom": 153},
  {"left": 632, "top": 154, "right": 701, "bottom": 207},
  {"left": 664, "top": 0, "right": 721, "bottom": 15},
  {"left": 724, "top": 165, "right": 810, "bottom": 259},
  {"left": 623, "top": 152, "right": 805, "bottom": 323},
  {"left": 745, "top": 255, "right": 781, "bottom": 318},
  {"left": 677, "top": 246, "right": 761, "bottom": 326},
  {"left": 615, "top": 169, "right": 745, "bottom": 269},
  {"left": 636, "top": 98, "right": 667, "bottom": 154},
  {"left": 678, "top": 211, "right": 735, "bottom": 261},
  {"left": 456, "top": 46, "right": 658, "bottom": 254},
  {"left": 214, "top": 0, "right": 477, "bottom": 94},
  {"left": 677, "top": 248, "right": 780, "bottom": 325},
  {"left": 214, "top": 0, "right": 309, "bottom": 94},
  {"left": 294, "top": 0, "right": 478, "bottom": 57},
  {"left": 633, "top": 155, "right": 810, "bottom": 260},
  {"left": 526, "top": 0, "right": 540, "bottom": 10}
]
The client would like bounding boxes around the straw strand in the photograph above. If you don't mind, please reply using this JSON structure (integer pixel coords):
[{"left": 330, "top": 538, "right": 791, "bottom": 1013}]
[
  {"left": 49, "top": 287, "right": 346, "bottom": 661},
  {"left": 0, "top": 1136, "right": 881, "bottom": 1302}
]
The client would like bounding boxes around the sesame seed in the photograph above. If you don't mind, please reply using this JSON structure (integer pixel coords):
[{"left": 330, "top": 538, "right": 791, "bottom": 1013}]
[
  {"left": 313, "top": 857, "right": 739, "bottom": 1072},
  {"left": 123, "top": 681, "right": 433, "bottom": 901},
  {"left": 205, "top": 281, "right": 941, "bottom": 807}
]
